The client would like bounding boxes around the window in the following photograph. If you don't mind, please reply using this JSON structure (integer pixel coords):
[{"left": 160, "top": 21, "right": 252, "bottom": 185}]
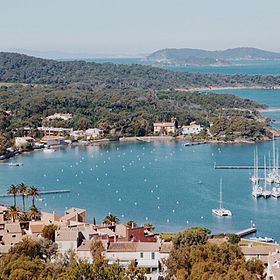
[
  {"left": 140, "top": 252, "right": 143, "bottom": 258},
  {"left": 151, "top": 252, "right": 155, "bottom": 259}
]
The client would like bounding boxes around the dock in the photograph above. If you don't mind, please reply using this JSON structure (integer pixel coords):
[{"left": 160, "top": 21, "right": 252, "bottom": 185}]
[
  {"left": 214, "top": 164, "right": 279, "bottom": 170},
  {"left": 236, "top": 227, "right": 257, "bottom": 237},
  {"left": 0, "top": 189, "right": 70, "bottom": 198}
]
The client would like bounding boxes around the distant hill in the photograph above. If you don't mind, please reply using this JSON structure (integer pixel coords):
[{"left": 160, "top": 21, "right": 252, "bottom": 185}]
[
  {"left": 1, "top": 52, "right": 280, "bottom": 90},
  {"left": 147, "top": 47, "right": 280, "bottom": 66}
]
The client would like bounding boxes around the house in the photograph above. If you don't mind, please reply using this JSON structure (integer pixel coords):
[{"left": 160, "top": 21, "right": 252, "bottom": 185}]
[
  {"left": 1, "top": 223, "right": 23, "bottom": 246},
  {"left": 153, "top": 118, "right": 178, "bottom": 135},
  {"left": 15, "top": 137, "right": 35, "bottom": 148},
  {"left": 60, "top": 208, "right": 86, "bottom": 224},
  {"left": 55, "top": 228, "right": 84, "bottom": 254},
  {"left": 153, "top": 119, "right": 178, "bottom": 135},
  {"left": 181, "top": 121, "right": 203, "bottom": 135},
  {"left": 85, "top": 128, "right": 104, "bottom": 139},
  {"left": 38, "top": 127, "right": 73, "bottom": 137},
  {"left": 267, "top": 251, "right": 280, "bottom": 280},
  {"left": 46, "top": 113, "right": 73, "bottom": 121},
  {"left": 107, "top": 242, "right": 162, "bottom": 280},
  {"left": 127, "top": 226, "right": 157, "bottom": 242},
  {"left": 241, "top": 245, "right": 280, "bottom": 264},
  {"left": 40, "top": 135, "right": 67, "bottom": 146}
]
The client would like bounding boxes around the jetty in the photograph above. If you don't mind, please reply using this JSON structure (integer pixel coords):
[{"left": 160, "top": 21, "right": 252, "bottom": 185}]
[
  {"left": 214, "top": 164, "right": 279, "bottom": 170},
  {"left": 0, "top": 189, "right": 70, "bottom": 198},
  {"left": 236, "top": 227, "right": 257, "bottom": 238}
]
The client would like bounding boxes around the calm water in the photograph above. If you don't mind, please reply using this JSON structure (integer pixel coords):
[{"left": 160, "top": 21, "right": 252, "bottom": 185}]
[
  {"left": 1, "top": 140, "right": 280, "bottom": 238},
  {"left": 87, "top": 58, "right": 280, "bottom": 76}
]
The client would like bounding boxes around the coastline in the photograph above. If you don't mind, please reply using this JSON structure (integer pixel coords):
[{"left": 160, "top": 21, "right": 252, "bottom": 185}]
[{"left": 176, "top": 85, "right": 280, "bottom": 92}]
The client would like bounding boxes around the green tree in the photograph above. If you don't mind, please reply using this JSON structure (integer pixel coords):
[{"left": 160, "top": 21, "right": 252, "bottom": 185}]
[
  {"left": 7, "top": 206, "right": 20, "bottom": 222},
  {"left": 227, "top": 233, "right": 241, "bottom": 244},
  {"left": 18, "top": 182, "right": 28, "bottom": 211},
  {"left": 7, "top": 184, "right": 18, "bottom": 207},
  {"left": 173, "top": 227, "right": 209, "bottom": 248},
  {"left": 27, "top": 186, "right": 39, "bottom": 207},
  {"left": 103, "top": 214, "right": 119, "bottom": 225},
  {"left": 42, "top": 224, "right": 57, "bottom": 242}
]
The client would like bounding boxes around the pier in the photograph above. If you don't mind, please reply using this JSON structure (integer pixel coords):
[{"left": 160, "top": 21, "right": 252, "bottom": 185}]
[
  {"left": 214, "top": 164, "right": 279, "bottom": 170},
  {"left": 0, "top": 189, "right": 70, "bottom": 198},
  {"left": 236, "top": 227, "right": 257, "bottom": 237}
]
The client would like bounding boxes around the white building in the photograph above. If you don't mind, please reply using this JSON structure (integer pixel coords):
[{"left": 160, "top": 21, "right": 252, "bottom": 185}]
[
  {"left": 182, "top": 122, "right": 203, "bottom": 135},
  {"left": 55, "top": 228, "right": 84, "bottom": 254},
  {"left": 70, "top": 128, "right": 103, "bottom": 140},
  {"left": 107, "top": 242, "right": 169, "bottom": 280},
  {"left": 15, "top": 137, "right": 35, "bottom": 148},
  {"left": 46, "top": 113, "right": 72, "bottom": 121}
]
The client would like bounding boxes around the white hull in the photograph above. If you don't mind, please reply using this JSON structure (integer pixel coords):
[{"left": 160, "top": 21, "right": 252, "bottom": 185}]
[{"left": 212, "top": 208, "right": 232, "bottom": 217}]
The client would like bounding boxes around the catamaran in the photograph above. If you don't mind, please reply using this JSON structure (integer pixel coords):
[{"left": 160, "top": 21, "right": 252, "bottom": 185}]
[{"left": 212, "top": 179, "right": 232, "bottom": 217}]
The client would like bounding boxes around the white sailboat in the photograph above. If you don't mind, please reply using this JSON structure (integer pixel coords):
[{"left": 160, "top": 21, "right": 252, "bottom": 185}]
[
  {"left": 250, "top": 149, "right": 260, "bottom": 183},
  {"left": 212, "top": 179, "right": 232, "bottom": 217},
  {"left": 262, "top": 156, "right": 271, "bottom": 198}
]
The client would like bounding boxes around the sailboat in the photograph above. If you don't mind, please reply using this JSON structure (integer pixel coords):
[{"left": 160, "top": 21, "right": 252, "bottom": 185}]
[
  {"left": 212, "top": 178, "right": 232, "bottom": 217},
  {"left": 250, "top": 149, "right": 260, "bottom": 183},
  {"left": 262, "top": 156, "right": 271, "bottom": 198},
  {"left": 251, "top": 149, "right": 262, "bottom": 198}
]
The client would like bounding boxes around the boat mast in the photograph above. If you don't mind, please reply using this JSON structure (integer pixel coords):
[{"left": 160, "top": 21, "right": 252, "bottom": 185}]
[
  {"left": 219, "top": 178, "right": 222, "bottom": 209},
  {"left": 256, "top": 147, "right": 259, "bottom": 180},
  {"left": 264, "top": 156, "right": 267, "bottom": 191},
  {"left": 273, "top": 135, "right": 276, "bottom": 172}
]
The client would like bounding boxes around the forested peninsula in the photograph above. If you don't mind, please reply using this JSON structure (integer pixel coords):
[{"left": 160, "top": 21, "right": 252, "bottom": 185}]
[{"left": 1, "top": 52, "right": 280, "bottom": 89}]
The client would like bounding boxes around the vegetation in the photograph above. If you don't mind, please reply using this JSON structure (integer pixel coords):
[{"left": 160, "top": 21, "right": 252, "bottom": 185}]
[
  {"left": 1, "top": 52, "right": 280, "bottom": 89},
  {"left": 165, "top": 227, "right": 264, "bottom": 280},
  {"left": 42, "top": 224, "right": 57, "bottom": 242},
  {"left": 0, "top": 237, "right": 145, "bottom": 280},
  {"left": 147, "top": 47, "right": 280, "bottom": 66},
  {"left": 103, "top": 214, "right": 120, "bottom": 225},
  {"left": 0, "top": 84, "right": 270, "bottom": 155},
  {"left": 5, "top": 183, "right": 41, "bottom": 222}
]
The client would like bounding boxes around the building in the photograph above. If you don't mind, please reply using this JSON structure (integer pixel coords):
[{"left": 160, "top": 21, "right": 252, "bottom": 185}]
[
  {"left": 55, "top": 228, "right": 84, "bottom": 254},
  {"left": 181, "top": 122, "right": 203, "bottom": 135},
  {"left": 70, "top": 128, "right": 104, "bottom": 140},
  {"left": 38, "top": 127, "right": 73, "bottom": 137},
  {"left": 267, "top": 251, "right": 280, "bottom": 280},
  {"left": 40, "top": 135, "right": 67, "bottom": 146},
  {"left": 153, "top": 118, "right": 178, "bottom": 135},
  {"left": 15, "top": 137, "right": 35, "bottom": 148},
  {"left": 60, "top": 208, "right": 87, "bottom": 225},
  {"left": 46, "top": 113, "right": 73, "bottom": 121}
]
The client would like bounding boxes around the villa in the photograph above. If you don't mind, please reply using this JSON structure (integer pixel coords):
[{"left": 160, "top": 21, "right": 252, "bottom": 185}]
[
  {"left": 46, "top": 113, "right": 73, "bottom": 121},
  {"left": 181, "top": 121, "right": 203, "bottom": 135},
  {"left": 153, "top": 118, "right": 178, "bottom": 135}
]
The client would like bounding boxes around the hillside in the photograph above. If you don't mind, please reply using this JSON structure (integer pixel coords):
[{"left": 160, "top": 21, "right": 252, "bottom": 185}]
[
  {"left": 1, "top": 52, "right": 280, "bottom": 90},
  {"left": 147, "top": 47, "right": 280, "bottom": 66}
]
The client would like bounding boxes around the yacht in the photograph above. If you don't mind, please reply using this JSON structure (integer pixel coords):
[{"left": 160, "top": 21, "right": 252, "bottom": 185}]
[
  {"left": 252, "top": 184, "right": 262, "bottom": 198},
  {"left": 271, "top": 187, "right": 280, "bottom": 198},
  {"left": 250, "top": 237, "right": 275, "bottom": 243},
  {"left": 43, "top": 148, "right": 56, "bottom": 153},
  {"left": 212, "top": 179, "right": 232, "bottom": 217}
]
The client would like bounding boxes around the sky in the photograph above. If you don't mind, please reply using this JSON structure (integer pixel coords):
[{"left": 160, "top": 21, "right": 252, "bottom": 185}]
[{"left": 0, "top": 0, "right": 280, "bottom": 56}]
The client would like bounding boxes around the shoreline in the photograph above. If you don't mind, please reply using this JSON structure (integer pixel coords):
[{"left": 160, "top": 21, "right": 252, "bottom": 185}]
[{"left": 176, "top": 85, "right": 280, "bottom": 92}]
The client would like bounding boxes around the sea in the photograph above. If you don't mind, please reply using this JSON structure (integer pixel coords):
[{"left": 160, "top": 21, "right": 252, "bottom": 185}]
[{"left": 1, "top": 59, "right": 280, "bottom": 239}]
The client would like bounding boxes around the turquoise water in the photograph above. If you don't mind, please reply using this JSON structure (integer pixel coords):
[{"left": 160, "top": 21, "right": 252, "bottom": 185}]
[
  {"left": 210, "top": 88, "right": 280, "bottom": 130},
  {"left": 86, "top": 58, "right": 280, "bottom": 76},
  {"left": 1, "top": 140, "right": 280, "bottom": 239}
]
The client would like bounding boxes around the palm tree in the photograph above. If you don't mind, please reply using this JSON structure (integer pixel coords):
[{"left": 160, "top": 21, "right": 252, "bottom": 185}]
[
  {"left": 126, "top": 220, "right": 137, "bottom": 228},
  {"left": 7, "top": 184, "right": 19, "bottom": 207},
  {"left": 27, "top": 186, "right": 39, "bottom": 207},
  {"left": 7, "top": 206, "right": 19, "bottom": 222},
  {"left": 143, "top": 223, "right": 155, "bottom": 231},
  {"left": 29, "top": 205, "right": 41, "bottom": 221},
  {"left": 103, "top": 214, "right": 119, "bottom": 225},
  {"left": 18, "top": 182, "right": 28, "bottom": 211}
]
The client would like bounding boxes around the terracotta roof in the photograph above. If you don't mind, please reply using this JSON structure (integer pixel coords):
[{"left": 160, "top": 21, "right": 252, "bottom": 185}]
[
  {"left": 41, "top": 135, "right": 65, "bottom": 141},
  {"left": 108, "top": 242, "right": 137, "bottom": 252},
  {"left": 241, "top": 246, "right": 280, "bottom": 255},
  {"left": 97, "top": 228, "right": 116, "bottom": 237},
  {"left": 30, "top": 224, "right": 44, "bottom": 234},
  {"left": 153, "top": 122, "right": 175, "bottom": 127},
  {"left": 108, "top": 242, "right": 159, "bottom": 252}
]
